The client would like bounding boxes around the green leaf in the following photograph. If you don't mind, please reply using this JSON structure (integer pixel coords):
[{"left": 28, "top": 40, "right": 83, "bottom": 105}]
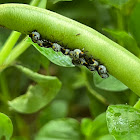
[
  {"left": 9, "top": 85, "right": 50, "bottom": 114},
  {"left": 88, "top": 113, "right": 111, "bottom": 139},
  {"left": 129, "top": 3, "right": 140, "bottom": 45},
  {"left": 81, "top": 118, "right": 93, "bottom": 137},
  {"left": 100, "top": 0, "right": 133, "bottom": 9},
  {"left": 27, "top": 37, "right": 74, "bottom": 67},
  {"left": 39, "top": 100, "right": 68, "bottom": 124},
  {"left": 35, "top": 118, "right": 84, "bottom": 140},
  {"left": 81, "top": 113, "right": 114, "bottom": 140},
  {"left": 8, "top": 65, "right": 62, "bottom": 113},
  {"left": 106, "top": 105, "right": 140, "bottom": 140},
  {"left": 94, "top": 73, "right": 128, "bottom": 92},
  {"left": 103, "top": 28, "right": 140, "bottom": 57},
  {"left": 0, "top": 113, "right": 13, "bottom": 140}
]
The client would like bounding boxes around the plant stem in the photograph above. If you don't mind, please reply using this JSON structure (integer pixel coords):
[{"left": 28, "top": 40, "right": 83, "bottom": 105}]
[
  {"left": 116, "top": 9, "right": 124, "bottom": 47},
  {"left": 81, "top": 68, "right": 108, "bottom": 106},
  {"left": 15, "top": 114, "right": 30, "bottom": 138},
  {"left": 0, "top": 72, "right": 10, "bottom": 102},
  {"left": 0, "top": 31, "right": 21, "bottom": 66},
  {"left": 38, "top": 0, "right": 47, "bottom": 8},
  {"left": 85, "top": 80, "right": 108, "bottom": 106},
  {"left": 30, "top": 0, "right": 40, "bottom": 6},
  {"left": 117, "top": 9, "right": 124, "bottom": 30},
  {"left": 4, "top": 38, "right": 31, "bottom": 66}
]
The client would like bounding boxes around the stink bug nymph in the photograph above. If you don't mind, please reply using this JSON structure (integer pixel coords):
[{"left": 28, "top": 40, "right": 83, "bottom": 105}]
[
  {"left": 98, "top": 65, "right": 107, "bottom": 74},
  {"left": 52, "top": 43, "right": 62, "bottom": 52},
  {"left": 29, "top": 30, "right": 41, "bottom": 43}
]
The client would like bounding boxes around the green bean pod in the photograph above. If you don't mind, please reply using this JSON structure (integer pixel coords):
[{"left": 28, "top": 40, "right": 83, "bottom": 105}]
[{"left": 0, "top": 4, "right": 140, "bottom": 95}]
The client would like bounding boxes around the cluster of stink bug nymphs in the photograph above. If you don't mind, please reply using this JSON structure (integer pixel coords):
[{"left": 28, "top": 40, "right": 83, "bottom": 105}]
[{"left": 29, "top": 30, "right": 109, "bottom": 78}]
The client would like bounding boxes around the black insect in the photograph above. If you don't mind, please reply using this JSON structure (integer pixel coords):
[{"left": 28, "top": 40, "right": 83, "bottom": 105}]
[
  {"left": 97, "top": 65, "right": 109, "bottom": 78},
  {"left": 29, "top": 30, "right": 41, "bottom": 43},
  {"left": 29, "top": 30, "right": 109, "bottom": 79}
]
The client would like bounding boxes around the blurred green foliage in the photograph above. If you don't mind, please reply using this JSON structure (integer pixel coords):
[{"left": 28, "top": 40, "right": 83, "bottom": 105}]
[{"left": 0, "top": 0, "right": 140, "bottom": 140}]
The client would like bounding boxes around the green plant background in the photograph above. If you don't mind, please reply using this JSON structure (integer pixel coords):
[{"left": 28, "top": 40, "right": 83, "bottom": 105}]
[{"left": 0, "top": 0, "right": 140, "bottom": 140}]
